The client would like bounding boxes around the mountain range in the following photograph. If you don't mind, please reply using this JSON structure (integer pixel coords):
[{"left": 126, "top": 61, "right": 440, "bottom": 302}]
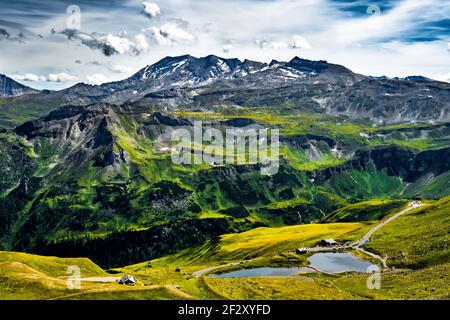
[
  {"left": 1, "top": 55, "right": 449, "bottom": 129},
  {"left": 0, "top": 55, "right": 449, "bottom": 268}
]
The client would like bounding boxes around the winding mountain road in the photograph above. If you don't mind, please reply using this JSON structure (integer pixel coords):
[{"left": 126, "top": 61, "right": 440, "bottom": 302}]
[
  {"left": 349, "top": 202, "right": 423, "bottom": 248},
  {"left": 349, "top": 201, "right": 423, "bottom": 268},
  {"left": 308, "top": 201, "right": 423, "bottom": 269},
  {"left": 308, "top": 202, "right": 423, "bottom": 268}
]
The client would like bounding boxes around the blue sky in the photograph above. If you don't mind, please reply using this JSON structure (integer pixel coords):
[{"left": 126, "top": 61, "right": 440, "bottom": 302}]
[{"left": 0, "top": 0, "right": 448, "bottom": 89}]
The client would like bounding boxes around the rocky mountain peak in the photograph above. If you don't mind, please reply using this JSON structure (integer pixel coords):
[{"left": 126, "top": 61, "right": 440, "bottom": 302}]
[{"left": 0, "top": 74, "right": 38, "bottom": 97}]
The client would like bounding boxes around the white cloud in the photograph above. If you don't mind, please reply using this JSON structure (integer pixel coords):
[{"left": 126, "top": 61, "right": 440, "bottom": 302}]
[
  {"left": 142, "top": 2, "right": 161, "bottom": 19},
  {"left": 103, "top": 33, "right": 138, "bottom": 55},
  {"left": 291, "top": 35, "right": 312, "bottom": 50},
  {"left": 149, "top": 21, "right": 195, "bottom": 46},
  {"left": 108, "top": 63, "right": 133, "bottom": 74},
  {"left": 255, "top": 39, "right": 288, "bottom": 49},
  {"left": 12, "top": 73, "right": 77, "bottom": 83},
  {"left": 62, "top": 30, "right": 148, "bottom": 56},
  {"left": 12, "top": 73, "right": 44, "bottom": 82},
  {"left": 81, "top": 60, "right": 134, "bottom": 75},
  {"left": 432, "top": 72, "right": 450, "bottom": 83},
  {"left": 223, "top": 44, "right": 234, "bottom": 53},
  {"left": 270, "top": 41, "right": 289, "bottom": 49},
  {"left": 86, "top": 73, "right": 109, "bottom": 85},
  {"left": 331, "top": 0, "right": 446, "bottom": 45},
  {"left": 134, "top": 34, "right": 150, "bottom": 52},
  {"left": 255, "top": 37, "right": 311, "bottom": 50},
  {"left": 47, "top": 73, "right": 78, "bottom": 82}
]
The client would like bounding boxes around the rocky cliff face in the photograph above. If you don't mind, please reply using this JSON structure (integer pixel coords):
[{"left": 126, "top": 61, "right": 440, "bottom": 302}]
[
  {"left": 0, "top": 74, "right": 37, "bottom": 97},
  {"left": 325, "top": 78, "right": 450, "bottom": 123},
  {"left": 14, "top": 103, "right": 131, "bottom": 186}
]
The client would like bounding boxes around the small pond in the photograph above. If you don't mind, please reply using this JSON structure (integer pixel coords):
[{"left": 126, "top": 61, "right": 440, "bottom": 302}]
[
  {"left": 307, "top": 252, "right": 378, "bottom": 274},
  {"left": 209, "top": 252, "right": 378, "bottom": 278},
  {"left": 209, "top": 266, "right": 314, "bottom": 278}
]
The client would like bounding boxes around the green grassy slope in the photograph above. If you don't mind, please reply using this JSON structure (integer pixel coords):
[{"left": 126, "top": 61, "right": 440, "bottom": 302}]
[
  {"left": 1, "top": 194, "right": 448, "bottom": 300},
  {"left": 0, "top": 251, "right": 195, "bottom": 300},
  {"left": 367, "top": 197, "right": 450, "bottom": 268},
  {"left": 141, "top": 222, "right": 372, "bottom": 268},
  {"left": 323, "top": 200, "right": 409, "bottom": 222},
  {"left": 331, "top": 263, "right": 449, "bottom": 300},
  {"left": 0, "top": 251, "right": 106, "bottom": 277}
]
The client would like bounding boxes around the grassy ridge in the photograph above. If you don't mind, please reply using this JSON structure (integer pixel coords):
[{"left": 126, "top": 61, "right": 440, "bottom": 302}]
[
  {"left": 203, "top": 277, "right": 360, "bottom": 300},
  {"left": 331, "top": 263, "right": 449, "bottom": 300},
  {"left": 323, "top": 200, "right": 409, "bottom": 222},
  {"left": 0, "top": 251, "right": 194, "bottom": 300},
  {"left": 0, "top": 251, "right": 106, "bottom": 277}
]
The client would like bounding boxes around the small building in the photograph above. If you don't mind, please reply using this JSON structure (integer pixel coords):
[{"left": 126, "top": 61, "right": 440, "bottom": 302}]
[
  {"left": 320, "top": 238, "right": 338, "bottom": 246},
  {"left": 118, "top": 274, "right": 136, "bottom": 286},
  {"left": 296, "top": 248, "right": 308, "bottom": 254}
]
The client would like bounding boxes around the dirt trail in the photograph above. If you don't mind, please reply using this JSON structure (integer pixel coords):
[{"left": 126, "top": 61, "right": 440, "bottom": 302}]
[
  {"left": 78, "top": 276, "right": 120, "bottom": 283},
  {"left": 164, "top": 285, "right": 196, "bottom": 299},
  {"left": 48, "top": 283, "right": 194, "bottom": 300},
  {"left": 193, "top": 262, "right": 244, "bottom": 278},
  {"left": 350, "top": 202, "right": 423, "bottom": 248}
]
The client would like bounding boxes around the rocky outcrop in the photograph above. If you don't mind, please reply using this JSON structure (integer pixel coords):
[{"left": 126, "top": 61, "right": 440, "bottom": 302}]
[
  {"left": 308, "top": 146, "right": 450, "bottom": 184},
  {"left": 15, "top": 103, "right": 129, "bottom": 176},
  {"left": 145, "top": 112, "right": 192, "bottom": 126},
  {"left": 0, "top": 74, "right": 38, "bottom": 97}
]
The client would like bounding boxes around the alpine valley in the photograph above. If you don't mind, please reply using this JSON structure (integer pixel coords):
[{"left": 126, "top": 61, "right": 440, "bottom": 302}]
[{"left": 0, "top": 55, "right": 449, "bottom": 300}]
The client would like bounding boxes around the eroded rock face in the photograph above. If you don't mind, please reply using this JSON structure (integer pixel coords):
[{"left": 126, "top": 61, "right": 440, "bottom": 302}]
[
  {"left": 0, "top": 74, "right": 37, "bottom": 97},
  {"left": 14, "top": 103, "right": 128, "bottom": 177},
  {"left": 308, "top": 146, "right": 450, "bottom": 184},
  {"left": 325, "top": 78, "right": 450, "bottom": 123},
  {"left": 0, "top": 135, "right": 36, "bottom": 194},
  {"left": 145, "top": 112, "right": 192, "bottom": 127}
]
